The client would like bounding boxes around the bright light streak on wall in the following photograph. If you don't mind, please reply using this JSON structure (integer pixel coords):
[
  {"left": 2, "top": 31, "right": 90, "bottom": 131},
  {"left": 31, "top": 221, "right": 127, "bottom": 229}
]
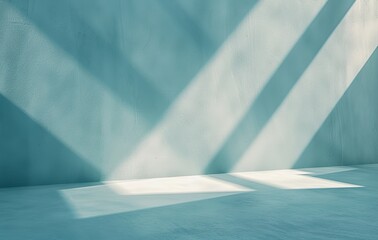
[
  {"left": 111, "top": 0, "right": 327, "bottom": 180},
  {"left": 234, "top": 0, "right": 378, "bottom": 172}
]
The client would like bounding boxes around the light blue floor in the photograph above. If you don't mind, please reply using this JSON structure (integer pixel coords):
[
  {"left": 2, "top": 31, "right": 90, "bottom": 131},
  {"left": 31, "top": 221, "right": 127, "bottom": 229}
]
[{"left": 1, "top": 164, "right": 378, "bottom": 240}]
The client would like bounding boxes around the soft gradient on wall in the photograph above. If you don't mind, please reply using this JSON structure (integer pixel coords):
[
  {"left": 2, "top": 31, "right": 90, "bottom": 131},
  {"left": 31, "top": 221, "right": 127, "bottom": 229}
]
[{"left": 0, "top": 0, "right": 377, "bottom": 187}]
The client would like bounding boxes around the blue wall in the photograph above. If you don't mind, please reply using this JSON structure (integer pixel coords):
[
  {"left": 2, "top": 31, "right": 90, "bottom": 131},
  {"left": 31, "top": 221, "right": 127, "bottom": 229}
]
[{"left": 0, "top": 0, "right": 377, "bottom": 187}]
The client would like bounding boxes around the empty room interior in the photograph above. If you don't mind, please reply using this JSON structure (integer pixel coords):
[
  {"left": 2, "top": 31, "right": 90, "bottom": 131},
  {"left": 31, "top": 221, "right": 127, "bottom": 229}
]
[{"left": 1, "top": 0, "right": 378, "bottom": 239}]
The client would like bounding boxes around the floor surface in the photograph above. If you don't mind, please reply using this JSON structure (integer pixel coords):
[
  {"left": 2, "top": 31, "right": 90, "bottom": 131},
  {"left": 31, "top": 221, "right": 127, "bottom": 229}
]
[{"left": 1, "top": 164, "right": 378, "bottom": 239}]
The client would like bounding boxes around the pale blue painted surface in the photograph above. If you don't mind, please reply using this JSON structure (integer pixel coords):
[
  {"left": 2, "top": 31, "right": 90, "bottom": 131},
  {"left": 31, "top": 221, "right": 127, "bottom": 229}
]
[
  {"left": 295, "top": 47, "right": 378, "bottom": 168},
  {"left": 0, "top": 0, "right": 377, "bottom": 187}
]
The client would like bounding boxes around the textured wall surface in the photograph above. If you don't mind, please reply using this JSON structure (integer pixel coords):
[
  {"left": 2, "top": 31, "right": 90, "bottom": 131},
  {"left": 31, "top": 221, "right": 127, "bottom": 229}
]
[{"left": 0, "top": 0, "right": 377, "bottom": 187}]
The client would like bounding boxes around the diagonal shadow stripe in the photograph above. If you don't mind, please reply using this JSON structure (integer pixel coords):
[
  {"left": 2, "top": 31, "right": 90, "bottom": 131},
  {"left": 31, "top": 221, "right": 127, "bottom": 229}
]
[
  {"left": 5, "top": 1, "right": 259, "bottom": 178},
  {"left": 209, "top": 173, "right": 275, "bottom": 191},
  {"left": 157, "top": 0, "right": 216, "bottom": 56},
  {"left": 157, "top": 0, "right": 259, "bottom": 58},
  {"left": 7, "top": 0, "right": 258, "bottom": 127},
  {"left": 204, "top": 0, "right": 355, "bottom": 174},
  {"left": 0, "top": 93, "right": 101, "bottom": 188},
  {"left": 6, "top": 0, "right": 169, "bottom": 123},
  {"left": 294, "top": 47, "right": 378, "bottom": 169}
]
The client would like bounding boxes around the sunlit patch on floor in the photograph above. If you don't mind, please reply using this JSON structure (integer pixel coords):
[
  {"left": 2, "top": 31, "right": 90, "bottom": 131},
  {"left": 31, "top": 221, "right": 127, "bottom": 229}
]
[
  {"left": 60, "top": 166, "right": 361, "bottom": 219},
  {"left": 231, "top": 168, "right": 362, "bottom": 189},
  {"left": 60, "top": 175, "right": 253, "bottom": 218}
]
